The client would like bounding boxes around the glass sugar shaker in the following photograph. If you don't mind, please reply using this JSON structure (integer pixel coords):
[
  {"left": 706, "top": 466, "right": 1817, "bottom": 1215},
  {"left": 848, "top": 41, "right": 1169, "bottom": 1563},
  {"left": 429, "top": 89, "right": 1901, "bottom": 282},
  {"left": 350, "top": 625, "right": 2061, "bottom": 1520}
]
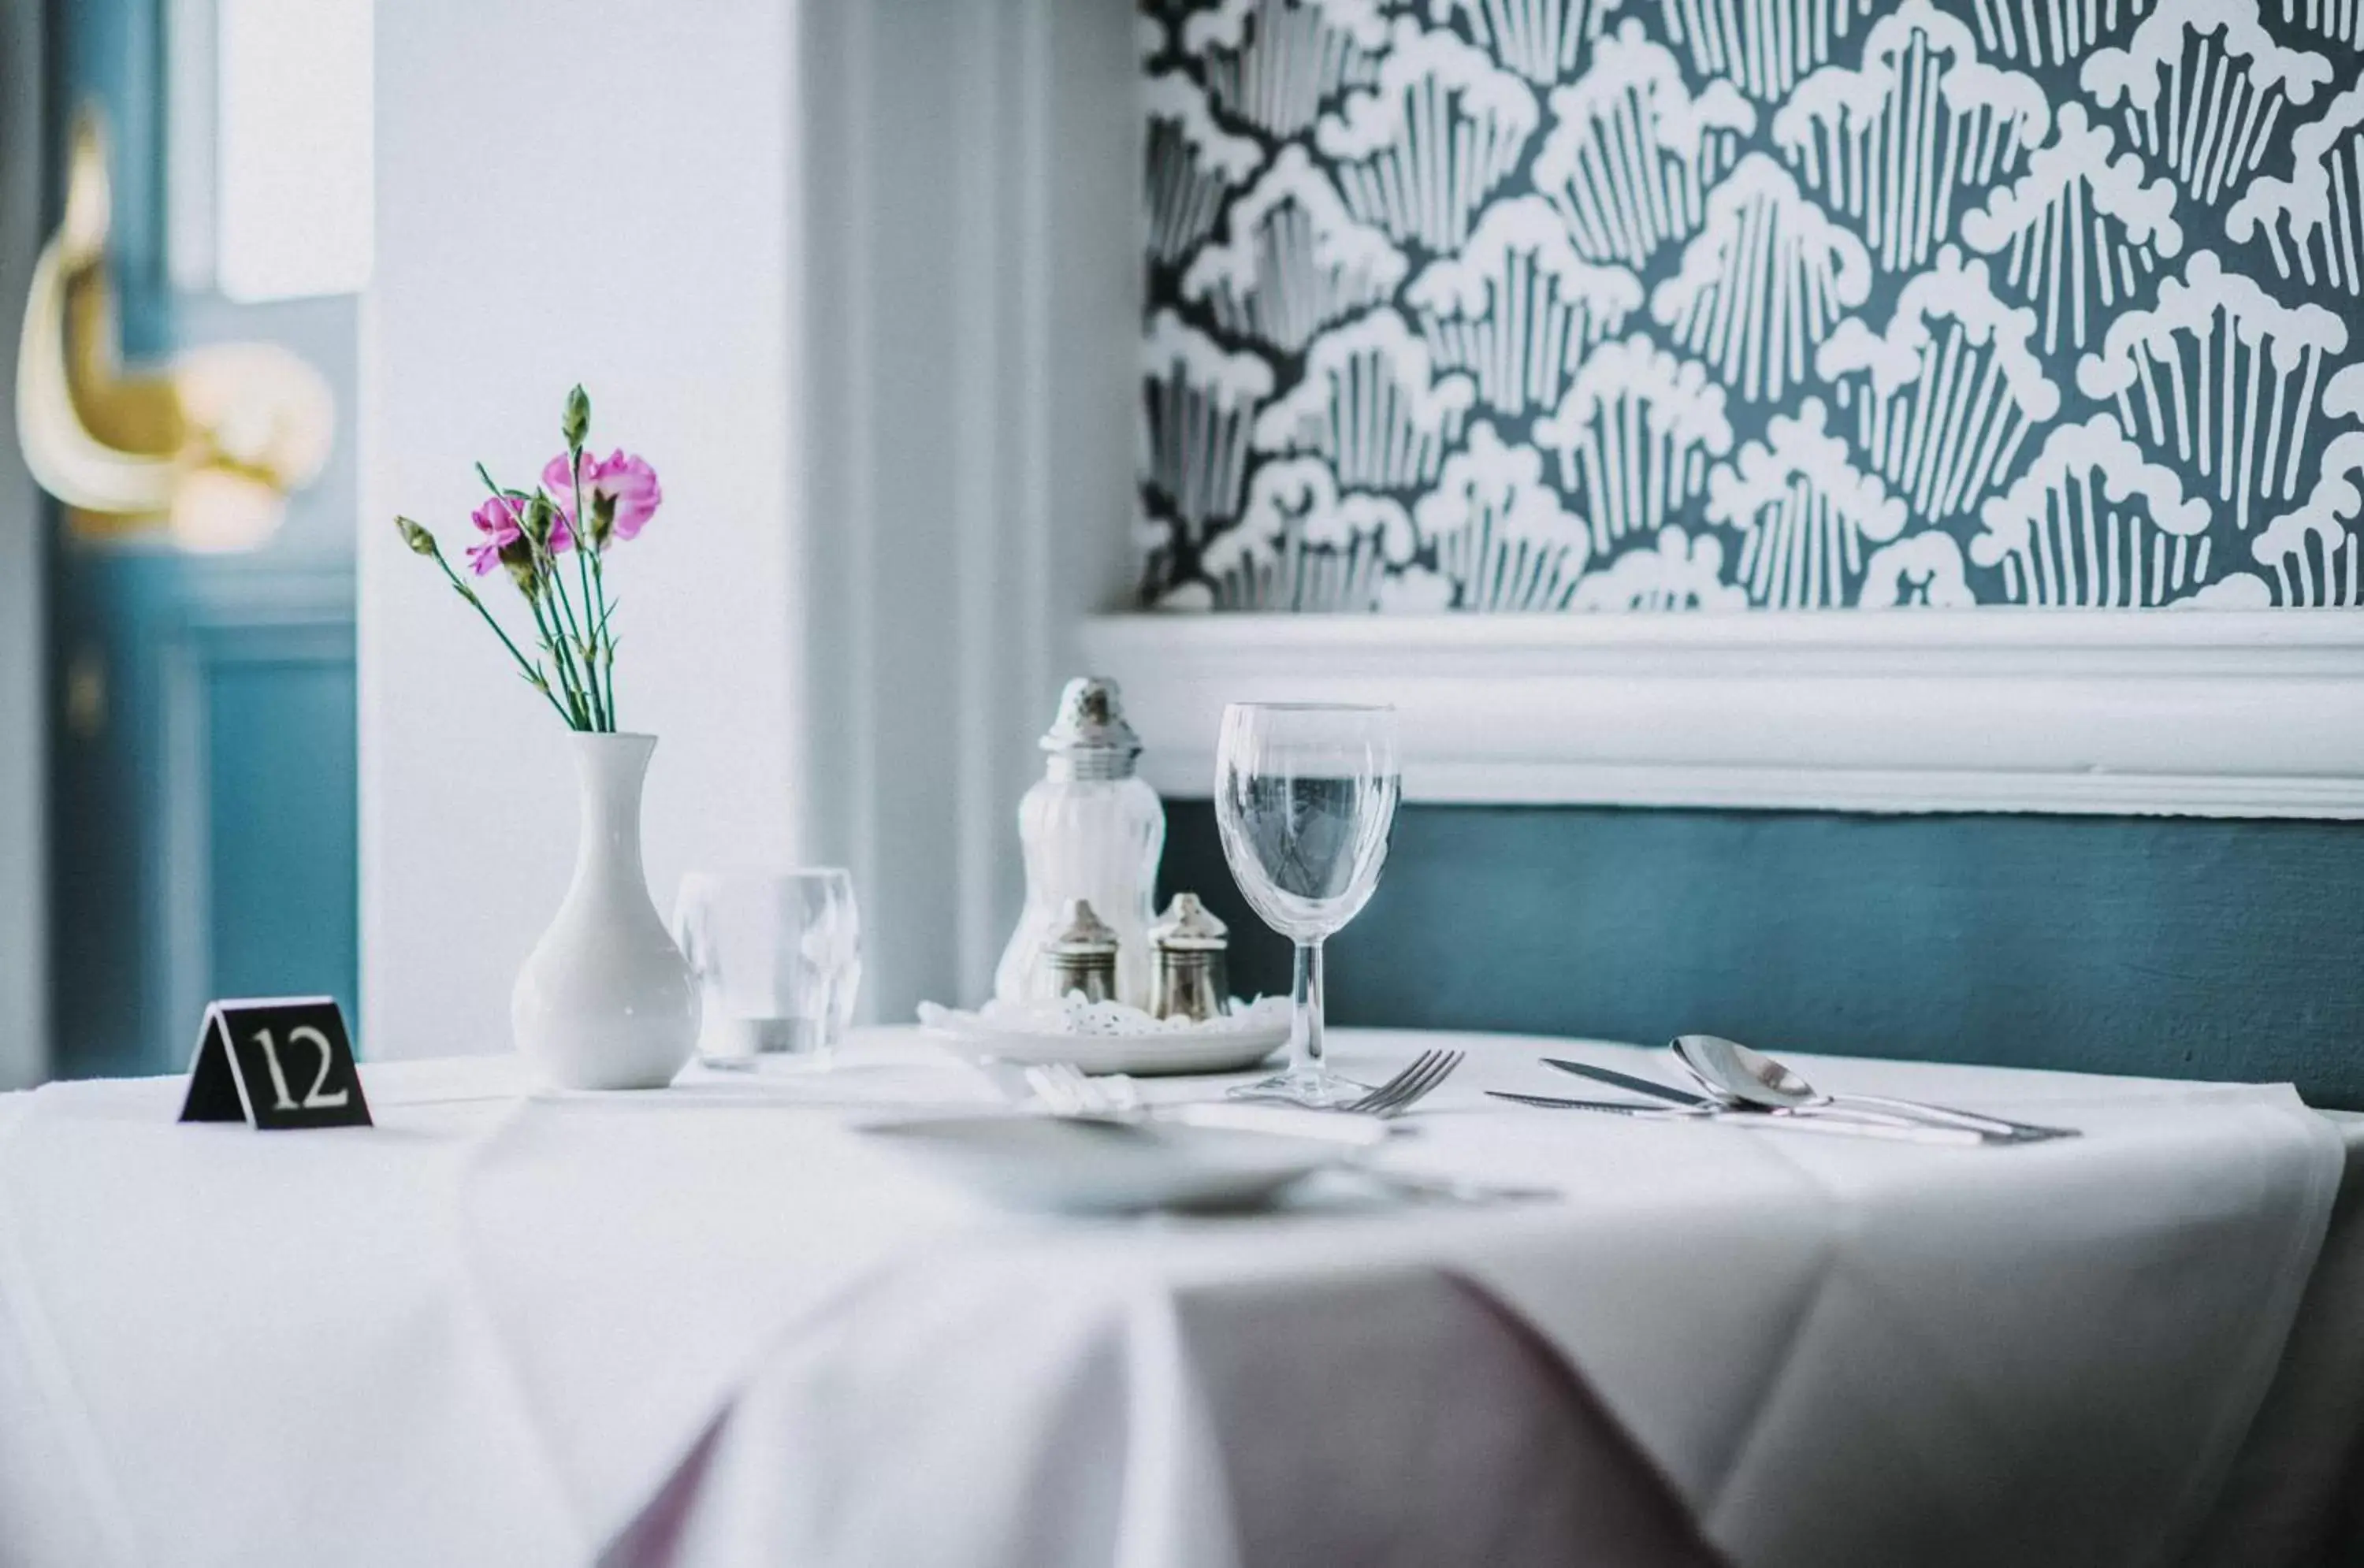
[
  {"left": 1149, "top": 893, "right": 1229, "bottom": 1024},
  {"left": 993, "top": 677, "right": 1166, "bottom": 1009}
]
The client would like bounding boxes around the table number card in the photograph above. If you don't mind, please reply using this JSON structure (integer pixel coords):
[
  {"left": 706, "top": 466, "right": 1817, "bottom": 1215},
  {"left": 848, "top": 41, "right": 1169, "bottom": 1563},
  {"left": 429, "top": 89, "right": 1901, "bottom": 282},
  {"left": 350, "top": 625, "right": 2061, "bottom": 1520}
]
[{"left": 179, "top": 997, "right": 373, "bottom": 1130}]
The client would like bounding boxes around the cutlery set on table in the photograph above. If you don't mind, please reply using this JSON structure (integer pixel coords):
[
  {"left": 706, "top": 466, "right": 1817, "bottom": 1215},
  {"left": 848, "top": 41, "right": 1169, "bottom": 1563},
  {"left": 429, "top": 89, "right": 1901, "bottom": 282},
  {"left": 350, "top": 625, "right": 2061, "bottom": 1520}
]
[
  {"left": 867, "top": 1050, "right": 1480, "bottom": 1214},
  {"left": 998, "top": 1032, "right": 2070, "bottom": 1150},
  {"left": 879, "top": 694, "right": 2069, "bottom": 1213},
  {"left": 1491, "top": 1034, "right": 2077, "bottom": 1146},
  {"left": 872, "top": 1034, "right": 2075, "bottom": 1214}
]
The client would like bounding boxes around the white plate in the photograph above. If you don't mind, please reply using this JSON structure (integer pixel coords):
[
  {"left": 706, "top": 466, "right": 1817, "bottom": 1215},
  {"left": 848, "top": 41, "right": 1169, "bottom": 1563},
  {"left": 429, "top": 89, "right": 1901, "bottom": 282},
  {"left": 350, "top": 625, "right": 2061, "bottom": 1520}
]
[
  {"left": 861, "top": 1112, "right": 1349, "bottom": 1212},
  {"left": 917, "top": 1004, "right": 1288, "bottom": 1076}
]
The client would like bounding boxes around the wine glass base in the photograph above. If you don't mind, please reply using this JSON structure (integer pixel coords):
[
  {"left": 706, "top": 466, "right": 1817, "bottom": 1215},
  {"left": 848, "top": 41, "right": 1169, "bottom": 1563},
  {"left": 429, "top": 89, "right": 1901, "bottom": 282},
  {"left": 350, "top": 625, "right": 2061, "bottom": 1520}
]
[{"left": 1227, "top": 1069, "right": 1372, "bottom": 1110}]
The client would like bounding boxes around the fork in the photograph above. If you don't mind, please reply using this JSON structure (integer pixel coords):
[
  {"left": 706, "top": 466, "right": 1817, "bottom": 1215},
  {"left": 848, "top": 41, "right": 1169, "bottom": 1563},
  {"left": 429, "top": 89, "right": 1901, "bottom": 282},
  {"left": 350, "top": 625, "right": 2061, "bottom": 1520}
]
[
  {"left": 1025, "top": 1062, "right": 1390, "bottom": 1146},
  {"left": 1032, "top": 1050, "right": 1465, "bottom": 1120},
  {"left": 1231, "top": 1048, "right": 1465, "bottom": 1117},
  {"left": 1031, "top": 1059, "right": 1548, "bottom": 1198}
]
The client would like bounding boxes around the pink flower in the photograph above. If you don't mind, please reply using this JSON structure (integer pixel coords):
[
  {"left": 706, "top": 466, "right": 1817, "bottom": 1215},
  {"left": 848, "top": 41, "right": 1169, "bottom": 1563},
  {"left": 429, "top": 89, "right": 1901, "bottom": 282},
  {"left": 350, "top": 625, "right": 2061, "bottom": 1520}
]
[
  {"left": 463, "top": 492, "right": 572, "bottom": 576},
  {"left": 543, "top": 449, "right": 663, "bottom": 546},
  {"left": 463, "top": 496, "right": 521, "bottom": 576}
]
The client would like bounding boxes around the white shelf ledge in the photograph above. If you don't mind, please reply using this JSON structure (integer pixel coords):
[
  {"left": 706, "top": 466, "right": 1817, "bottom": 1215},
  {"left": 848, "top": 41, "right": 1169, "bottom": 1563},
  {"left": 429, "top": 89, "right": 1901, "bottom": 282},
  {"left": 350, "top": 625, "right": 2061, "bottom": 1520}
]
[{"left": 1080, "top": 611, "right": 2364, "bottom": 818}]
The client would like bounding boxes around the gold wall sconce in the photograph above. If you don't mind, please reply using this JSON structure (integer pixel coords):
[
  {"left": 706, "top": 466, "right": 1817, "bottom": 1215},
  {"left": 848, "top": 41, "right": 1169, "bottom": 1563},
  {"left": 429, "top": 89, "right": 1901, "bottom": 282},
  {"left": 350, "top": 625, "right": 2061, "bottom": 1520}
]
[{"left": 16, "top": 106, "right": 333, "bottom": 553}]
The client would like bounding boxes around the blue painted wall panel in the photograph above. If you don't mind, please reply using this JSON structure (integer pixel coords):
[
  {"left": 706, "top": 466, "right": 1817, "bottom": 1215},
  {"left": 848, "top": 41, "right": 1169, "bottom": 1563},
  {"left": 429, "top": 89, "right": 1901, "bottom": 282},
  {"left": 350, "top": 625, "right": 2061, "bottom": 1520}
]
[
  {"left": 1161, "top": 802, "right": 2364, "bottom": 1107},
  {"left": 206, "top": 656, "right": 359, "bottom": 1029}
]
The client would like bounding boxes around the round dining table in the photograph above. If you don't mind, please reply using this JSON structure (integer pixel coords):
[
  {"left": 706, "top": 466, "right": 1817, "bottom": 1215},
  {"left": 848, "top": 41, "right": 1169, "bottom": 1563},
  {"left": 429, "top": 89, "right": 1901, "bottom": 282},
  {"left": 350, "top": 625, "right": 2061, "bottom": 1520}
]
[{"left": 1, "top": 1027, "right": 2358, "bottom": 1567}]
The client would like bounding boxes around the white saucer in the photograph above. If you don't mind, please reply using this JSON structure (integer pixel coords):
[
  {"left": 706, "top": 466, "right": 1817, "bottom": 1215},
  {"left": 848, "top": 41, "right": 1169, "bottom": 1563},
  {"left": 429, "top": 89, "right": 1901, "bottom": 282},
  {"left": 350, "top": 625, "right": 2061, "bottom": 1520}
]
[
  {"left": 917, "top": 1000, "right": 1288, "bottom": 1076},
  {"left": 861, "top": 1112, "right": 1347, "bottom": 1212}
]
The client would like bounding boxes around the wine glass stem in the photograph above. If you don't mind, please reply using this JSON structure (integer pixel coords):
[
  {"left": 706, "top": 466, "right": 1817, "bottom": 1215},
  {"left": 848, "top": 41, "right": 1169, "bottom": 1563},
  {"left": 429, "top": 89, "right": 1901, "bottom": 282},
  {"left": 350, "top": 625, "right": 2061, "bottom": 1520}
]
[{"left": 1289, "top": 938, "right": 1326, "bottom": 1082}]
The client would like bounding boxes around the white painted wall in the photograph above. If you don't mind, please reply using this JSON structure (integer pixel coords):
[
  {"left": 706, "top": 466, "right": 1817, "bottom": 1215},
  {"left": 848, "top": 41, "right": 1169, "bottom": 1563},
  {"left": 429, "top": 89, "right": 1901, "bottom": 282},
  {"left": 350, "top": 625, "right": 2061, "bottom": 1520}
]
[
  {"left": 360, "top": 1, "right": 799, "bottom": 1056},
  {"left": 363, "top": 0, "right": 1137, "bottom": 1052},
  {"left": 797, "top": 0, "right": 1138, "bottom": 1022}
]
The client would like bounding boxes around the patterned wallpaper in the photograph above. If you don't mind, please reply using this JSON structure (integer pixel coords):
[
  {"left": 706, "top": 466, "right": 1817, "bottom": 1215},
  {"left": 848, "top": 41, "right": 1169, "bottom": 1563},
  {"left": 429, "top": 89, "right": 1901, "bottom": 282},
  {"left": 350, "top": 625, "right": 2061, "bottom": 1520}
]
[{"left": 1136, "top": 0, "right": 2364, "bottom": 611}]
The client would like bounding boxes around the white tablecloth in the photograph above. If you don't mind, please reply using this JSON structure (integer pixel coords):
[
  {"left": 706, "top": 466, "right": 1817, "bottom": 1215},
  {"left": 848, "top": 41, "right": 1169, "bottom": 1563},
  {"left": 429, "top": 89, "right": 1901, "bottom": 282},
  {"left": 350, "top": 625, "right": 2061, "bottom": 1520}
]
[{"left": 0, "top": 1030, "right": 2351, "bottom": 1568}]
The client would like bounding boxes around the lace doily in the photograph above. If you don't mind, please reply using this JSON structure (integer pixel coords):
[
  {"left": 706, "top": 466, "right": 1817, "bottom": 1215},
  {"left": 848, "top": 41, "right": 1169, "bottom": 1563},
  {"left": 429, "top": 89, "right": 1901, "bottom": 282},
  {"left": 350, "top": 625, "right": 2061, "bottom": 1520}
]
[{"left": 917, "top": 994, "right": 1289, "bottom": 1039}]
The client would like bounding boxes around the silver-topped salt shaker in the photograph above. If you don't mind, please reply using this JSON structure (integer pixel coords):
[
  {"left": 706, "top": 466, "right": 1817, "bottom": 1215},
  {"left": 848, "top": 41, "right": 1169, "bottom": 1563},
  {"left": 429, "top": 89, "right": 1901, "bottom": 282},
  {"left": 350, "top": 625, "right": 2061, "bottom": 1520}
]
[
  {"left": 1043, "top": 898, "right": 1121, "bottom": 1004},
  {"left": 1148, "top": 893, "right": 1229, "bottom": 1023}
]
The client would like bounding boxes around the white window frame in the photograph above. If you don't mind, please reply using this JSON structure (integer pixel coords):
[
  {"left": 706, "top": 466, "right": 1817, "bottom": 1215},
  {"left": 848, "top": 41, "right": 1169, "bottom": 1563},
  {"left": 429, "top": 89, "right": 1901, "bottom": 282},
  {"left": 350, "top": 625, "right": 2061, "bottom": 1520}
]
[{"left": 168, "top": 0, "right": 374, "bottom": 301}]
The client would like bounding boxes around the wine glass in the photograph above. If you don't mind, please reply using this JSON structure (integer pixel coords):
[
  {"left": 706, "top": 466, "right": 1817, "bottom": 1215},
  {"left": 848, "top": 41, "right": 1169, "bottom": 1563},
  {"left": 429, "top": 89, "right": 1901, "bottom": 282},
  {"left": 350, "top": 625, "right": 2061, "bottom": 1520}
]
[{"left": 1214, "top": 702, "right": 1400, "bottom": 1108}]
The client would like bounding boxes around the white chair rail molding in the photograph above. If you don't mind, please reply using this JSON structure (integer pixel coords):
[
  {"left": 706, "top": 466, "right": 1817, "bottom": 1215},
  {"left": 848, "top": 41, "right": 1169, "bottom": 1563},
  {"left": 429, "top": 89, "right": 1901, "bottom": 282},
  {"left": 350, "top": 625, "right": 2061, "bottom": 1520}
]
[{"left": 1084, "top": 609, "right": 2364, "bottom": 817}]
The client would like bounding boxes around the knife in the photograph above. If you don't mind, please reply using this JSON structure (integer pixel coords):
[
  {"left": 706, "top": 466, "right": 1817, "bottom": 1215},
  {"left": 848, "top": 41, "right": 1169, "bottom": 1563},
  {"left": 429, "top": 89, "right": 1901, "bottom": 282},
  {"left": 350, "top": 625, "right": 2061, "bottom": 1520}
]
[
  {"left": 1543, "top": 1057, "right": 1713, "bottom": 1105},
  {"left": 1487, "top": 1091, "right": 1987, "bottom": 1146},
  {"left": 1489, "top": 1091, "right": 1701, "bottom": 1118},
  {"left": 1546, "top": 1057, "right": 1977, "bottom": 1136}
]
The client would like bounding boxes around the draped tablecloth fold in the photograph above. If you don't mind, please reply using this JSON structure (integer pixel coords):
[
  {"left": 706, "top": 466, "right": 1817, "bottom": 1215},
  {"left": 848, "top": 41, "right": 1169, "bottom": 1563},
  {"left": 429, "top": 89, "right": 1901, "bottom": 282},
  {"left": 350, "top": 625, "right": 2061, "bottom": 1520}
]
[{"left": 0, "top": 1031, "right": 2349, "bottom": 1568}]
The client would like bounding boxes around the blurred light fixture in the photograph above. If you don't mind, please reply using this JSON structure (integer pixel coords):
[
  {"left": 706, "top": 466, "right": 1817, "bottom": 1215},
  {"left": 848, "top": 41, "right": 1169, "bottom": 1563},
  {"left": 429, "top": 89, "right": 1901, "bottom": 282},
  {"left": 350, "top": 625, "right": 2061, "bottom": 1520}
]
[{"left": 16, "top": 107, "right": 332, "bottom": 552}]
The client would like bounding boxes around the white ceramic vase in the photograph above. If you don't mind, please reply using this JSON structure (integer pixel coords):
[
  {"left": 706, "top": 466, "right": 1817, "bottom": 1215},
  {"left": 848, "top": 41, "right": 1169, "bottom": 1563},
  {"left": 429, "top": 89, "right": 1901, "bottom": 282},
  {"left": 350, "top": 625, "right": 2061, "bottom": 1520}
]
[{"left": 511, "top": 731, "right": 700, "bottom": 1090}]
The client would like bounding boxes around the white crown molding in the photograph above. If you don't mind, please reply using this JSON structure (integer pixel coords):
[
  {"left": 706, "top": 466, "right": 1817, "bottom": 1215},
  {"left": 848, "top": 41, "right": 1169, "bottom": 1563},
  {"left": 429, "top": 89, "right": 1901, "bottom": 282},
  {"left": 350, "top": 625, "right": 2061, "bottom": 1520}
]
[{"left": 1080, "top": 611, "right": 2364, "bottom": 818}]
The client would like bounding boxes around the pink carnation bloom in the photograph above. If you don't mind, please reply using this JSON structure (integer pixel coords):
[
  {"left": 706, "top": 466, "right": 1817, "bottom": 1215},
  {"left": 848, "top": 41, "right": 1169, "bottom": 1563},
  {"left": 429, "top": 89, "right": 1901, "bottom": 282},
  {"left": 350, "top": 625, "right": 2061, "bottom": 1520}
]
[
  {"left": 463, "top": 496, "right": 520, "bottom": 576},
  {"left": 542, "top": 449, "right": 663, "bottom": 544},
  {"left": 463, "top": 493, "right": 572, "bottom": 576}
]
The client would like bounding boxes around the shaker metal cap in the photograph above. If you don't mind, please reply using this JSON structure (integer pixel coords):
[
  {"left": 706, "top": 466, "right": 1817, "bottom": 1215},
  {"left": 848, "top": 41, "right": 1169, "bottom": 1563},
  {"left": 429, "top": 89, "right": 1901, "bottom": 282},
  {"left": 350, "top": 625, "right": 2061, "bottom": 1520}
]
[
  {"left": 1039, "top": 677, "right": 1142, "bottom": 766},
  {"left": 1046, "top": 897, "right": 1121, "bottom": 956},
  {"left": 1149, "top": 892, "right": 1228, "bottom": 952}
]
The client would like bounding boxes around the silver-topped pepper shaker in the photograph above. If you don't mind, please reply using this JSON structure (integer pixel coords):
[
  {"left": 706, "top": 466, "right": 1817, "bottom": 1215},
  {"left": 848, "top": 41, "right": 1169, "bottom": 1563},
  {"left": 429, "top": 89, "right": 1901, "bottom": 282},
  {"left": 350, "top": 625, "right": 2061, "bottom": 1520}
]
[
  {"left": 1148, "top": 893, "right": 1229, "bottom": 1023},
  {"left": 1043, "top": 898, "right": 1121, "bottom": 1004}
]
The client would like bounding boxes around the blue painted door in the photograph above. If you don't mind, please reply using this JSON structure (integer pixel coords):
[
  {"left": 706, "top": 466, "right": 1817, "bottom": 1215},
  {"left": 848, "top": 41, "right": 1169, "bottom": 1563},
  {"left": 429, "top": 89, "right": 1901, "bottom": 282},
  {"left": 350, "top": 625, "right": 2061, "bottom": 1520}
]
[{"left": 46, "top": 0, "right": 360, "bottom": 1078}]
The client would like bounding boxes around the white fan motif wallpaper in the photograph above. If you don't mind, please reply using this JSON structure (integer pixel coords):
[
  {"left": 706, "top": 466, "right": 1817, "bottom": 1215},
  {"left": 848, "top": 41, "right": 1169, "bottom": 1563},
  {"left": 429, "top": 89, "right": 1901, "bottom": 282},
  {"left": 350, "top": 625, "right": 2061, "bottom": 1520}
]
[{"left": 1137, "top": 0, "right": 2364, "bottom": 611}]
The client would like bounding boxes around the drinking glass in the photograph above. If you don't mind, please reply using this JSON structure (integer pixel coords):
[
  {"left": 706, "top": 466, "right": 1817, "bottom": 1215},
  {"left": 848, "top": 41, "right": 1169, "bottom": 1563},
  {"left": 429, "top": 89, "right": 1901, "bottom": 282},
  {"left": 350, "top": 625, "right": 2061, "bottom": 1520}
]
[
  {"left": 1214, "top": 703, "right": 1399, "bottom": 1108},
  {"left": 671, "top": 869, "right": 863, "bottom": 1070}
]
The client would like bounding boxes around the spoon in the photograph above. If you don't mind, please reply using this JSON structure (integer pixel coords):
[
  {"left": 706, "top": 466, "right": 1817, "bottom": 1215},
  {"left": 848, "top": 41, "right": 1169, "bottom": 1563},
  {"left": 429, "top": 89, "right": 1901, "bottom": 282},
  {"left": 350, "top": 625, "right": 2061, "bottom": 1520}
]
[
  {"left": 1541, "top": 1057, "right": 1940, "bottom": 1134},
  {"left": 1668, "top": 1035, "right": 2074, "bottom": 1143},
  {"left": 1488, "top": 1091, "right": 1984, "bottom": 1146}
]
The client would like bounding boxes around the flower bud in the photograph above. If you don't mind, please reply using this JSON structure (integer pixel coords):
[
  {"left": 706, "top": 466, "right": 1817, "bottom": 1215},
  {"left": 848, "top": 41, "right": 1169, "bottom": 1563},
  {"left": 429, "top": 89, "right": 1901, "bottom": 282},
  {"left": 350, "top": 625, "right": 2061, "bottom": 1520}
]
[
  {"left": 563, "top": 385, "right": 591, "bottom": 451},
  {"left": 591, "top": 491, "right": 619, "bottom": 551},
  {"left": 523, "top": 492, "right": 558, "bottom": 548},
  {"left": 395, "top": 515, "right": 438, "bottom": 556},
  {"left": 499, "top": 535, "right": 539, "bottom": 595}
]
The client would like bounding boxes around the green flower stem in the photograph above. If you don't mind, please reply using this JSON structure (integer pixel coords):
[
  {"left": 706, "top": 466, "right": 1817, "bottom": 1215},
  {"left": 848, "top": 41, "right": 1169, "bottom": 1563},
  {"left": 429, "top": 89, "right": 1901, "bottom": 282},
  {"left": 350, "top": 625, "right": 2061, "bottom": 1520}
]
[
  {"left": 525, "top": 587, "right": 592, "bottom": 730},
  {"left": 426, "top": 544, "right": 574, "bottom": 726},
  {"left": 540, "top": 532, "right": 604, "bottom": 730},
  {"left": 574, "top": 549, "right": 602, "bottom": 708},
  {"left": 478, "top": 464, "right": 604, "bottom": 730},
  {"left": 590, "top": 550, "right": 618, "bottom": 728},
  {"left": 544, "top": 555, "right": 603, "bottom": 730},
  {"left": 544, "top": 560, "right": 600, "bottom": 733},
  {"left": 567, "top": 453, "right": 610, "bottom": 726}
]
